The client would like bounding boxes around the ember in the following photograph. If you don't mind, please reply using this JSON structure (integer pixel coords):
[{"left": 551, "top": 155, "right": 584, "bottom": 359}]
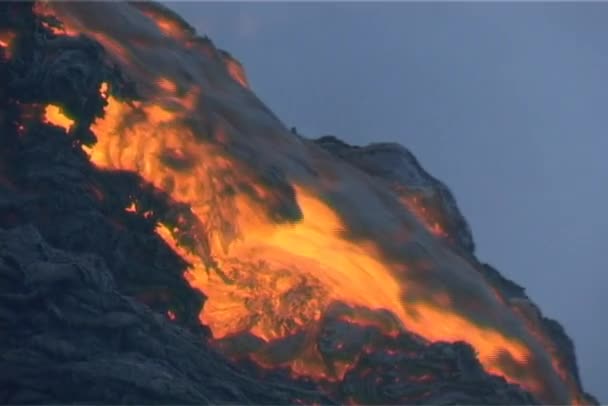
[
  {"left": 44, "top": 104, "right": 74, "bottom": 131},
  {"left": 401, "top": 194, "right": 449, "bottom": 238},
  {"left": 0, "top": 30, "right": 16, "bottom": 58}
]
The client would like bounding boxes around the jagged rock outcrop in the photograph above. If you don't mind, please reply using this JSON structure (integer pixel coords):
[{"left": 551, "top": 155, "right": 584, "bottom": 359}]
[
  {"left": 314, "top": 135, "right": 475, "bottom": 256},
  {"left": 315, "top": 135, "right": 596, "bottom": 405}
]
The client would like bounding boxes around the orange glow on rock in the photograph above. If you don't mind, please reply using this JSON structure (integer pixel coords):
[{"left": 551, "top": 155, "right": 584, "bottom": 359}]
[
  {"left": 134, "top": 3, "right": 193, "bottom": 42},
  {"left": 125, "top": 202, "right": 137, "bottom": 213},
  {"left": 0, "top": 30, "right": 16, "bottom": 58},
  {"left": 400, "top": 194, "right": 449, "bottom": 239},
  {"left": 82, "top": 92, "right": 574, "bottom": 403},
  {"left": 44, "top": 105, "right": 74, "bottom": 131},
  {"left": 222, "top": 55, "right": 250, "bottom": 88},
  {"left": 38, "top": 3, "right": 589, "bottom": 404},
  {"left": 157, "top": 77, "right": 178, "bottom": 93}
]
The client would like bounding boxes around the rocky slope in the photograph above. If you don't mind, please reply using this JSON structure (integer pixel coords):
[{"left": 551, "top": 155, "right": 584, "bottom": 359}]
[
  {"left": 0, "top": 2, "right": 597, "bottom": 404},
  {"left": 0, "top": 225, "right": 332, "bottom": 404}
]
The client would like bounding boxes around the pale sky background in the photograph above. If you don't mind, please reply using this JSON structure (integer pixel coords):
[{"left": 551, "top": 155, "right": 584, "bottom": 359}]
[{"left": 165, "top": 2, "right": 607, "bottom": 401}]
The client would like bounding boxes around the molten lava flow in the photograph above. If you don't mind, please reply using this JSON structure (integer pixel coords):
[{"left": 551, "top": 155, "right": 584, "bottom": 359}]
[
  {"left": 44, "top": 105, "right": 74, "bottom": 131},
  {"left": 510, "top": 298, "right": 587, "bottom": 405},
  {"left": 157, "top": 185, "right": 408, "bottom": 341},
  {"left": 39, "top": 2, "right": 589, "bottom": 404}
]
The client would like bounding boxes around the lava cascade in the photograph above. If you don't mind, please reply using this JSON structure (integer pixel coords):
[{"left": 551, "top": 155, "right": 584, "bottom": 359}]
[{"left": 34, "top": 1, "right": 589, "bottom": 404}]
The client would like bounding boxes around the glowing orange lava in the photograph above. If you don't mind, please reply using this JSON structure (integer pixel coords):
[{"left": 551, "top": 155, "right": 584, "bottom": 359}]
[
  {"left": 44, "top": 105, "right": 74, "bottom": 131},
  {"left": 38, "top": 2, "right": 589, "bottom": 404}
]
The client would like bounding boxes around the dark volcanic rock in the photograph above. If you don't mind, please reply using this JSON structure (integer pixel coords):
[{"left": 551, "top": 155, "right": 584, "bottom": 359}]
[
  {"left": 314, "top": 135, "right": 475, "bottom": 256},
  {"left": 0, "top": 2, "right": 597, "bottom": 405},
  {"left": 1, "top": 0, "right": 210, "bottom": 335},
  {"left": 0, "top": 225, "right": 332, "bottom": 405},
  {"left": 218, "top": 302, "right": 538, "bottom": 405}
]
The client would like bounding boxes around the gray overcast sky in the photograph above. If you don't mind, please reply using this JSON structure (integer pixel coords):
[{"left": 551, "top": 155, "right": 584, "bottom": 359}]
[{"left": 165, "top": 2, "right": 607, "bottom": 401}]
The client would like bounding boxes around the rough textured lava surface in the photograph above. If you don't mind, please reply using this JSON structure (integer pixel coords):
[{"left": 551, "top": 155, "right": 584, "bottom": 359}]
[{"left": 0, "top": 2, "right": 598, "bottom": 405}]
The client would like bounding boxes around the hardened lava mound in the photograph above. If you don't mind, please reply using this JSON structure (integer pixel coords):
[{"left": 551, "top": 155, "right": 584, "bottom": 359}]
[{"left": 0, "top": 2, "right": 598, "bottom": 405}]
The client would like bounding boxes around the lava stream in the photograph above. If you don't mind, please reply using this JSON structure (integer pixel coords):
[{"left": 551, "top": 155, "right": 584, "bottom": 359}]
[{"left": 38, "top": 1, "right": 587, "bottom": 404}]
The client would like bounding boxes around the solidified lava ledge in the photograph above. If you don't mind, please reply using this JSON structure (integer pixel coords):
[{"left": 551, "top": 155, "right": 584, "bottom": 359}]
[{"left": 0, "top": 2, "right": 598, "bottom": 405}]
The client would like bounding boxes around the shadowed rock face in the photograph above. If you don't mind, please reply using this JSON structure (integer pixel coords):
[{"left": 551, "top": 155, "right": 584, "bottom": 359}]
[
  {"left": 0, "top": 2, "right": 597, "bottom": 405},
  {"left": 0, "top": 225, "right": 332, "bottom": 405}
]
